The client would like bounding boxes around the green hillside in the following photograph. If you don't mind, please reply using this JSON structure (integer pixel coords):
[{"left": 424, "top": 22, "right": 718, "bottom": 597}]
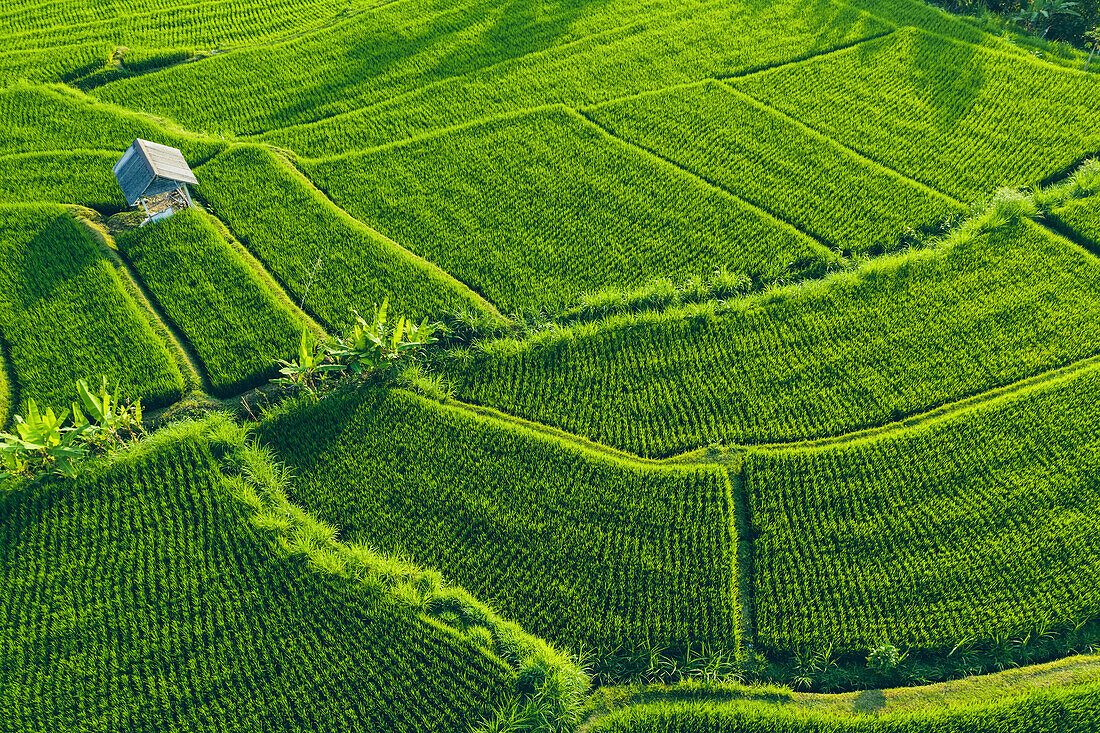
[{"left": 3, "top": 0, "right": 1100, "bottom": 728}]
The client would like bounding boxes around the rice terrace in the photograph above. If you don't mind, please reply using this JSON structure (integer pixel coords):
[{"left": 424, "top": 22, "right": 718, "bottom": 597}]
[{"left": 7, "top": 0, "right": 1100, "bottom": 729}]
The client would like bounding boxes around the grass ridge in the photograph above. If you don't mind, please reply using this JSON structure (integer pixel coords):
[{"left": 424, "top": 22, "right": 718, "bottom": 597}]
[{"left": 203, "top": 411, "right": 591, "bottom": 729}]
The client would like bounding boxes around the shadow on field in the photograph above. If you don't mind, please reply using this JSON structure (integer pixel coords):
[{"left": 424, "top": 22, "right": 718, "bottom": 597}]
[
  {"left": 12, "top": 214, "right": 101, "bottom": 306},
  {"left": 276, "top": 0, "right": 609, "bottom": 126},
  {"left": 428, "top": 0, "right": 612, "bottom": 79},
  {"left": 799, "top": 0, "right": 883, "bottom": 57},
  {"left": 910, "top": 30, "right": 983, "bottom": 134},
  {"left": 853, "top": 688, "right": 886, "bottom": 713}
]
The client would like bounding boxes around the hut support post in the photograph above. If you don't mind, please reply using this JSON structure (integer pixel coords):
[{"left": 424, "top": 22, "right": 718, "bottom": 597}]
[{"left": 179, "top": 184, "right": 194, "bottom": 208}]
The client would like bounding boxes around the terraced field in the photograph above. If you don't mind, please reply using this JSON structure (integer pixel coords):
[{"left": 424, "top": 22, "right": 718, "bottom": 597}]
[
  {"left": 0, "top": 421, "right": 523, "bottom": 732},
  {"left": 3, "top": 0, "right": 1100, "bottom": 729},
  {"left": 258, "top": 387, "right": 742, "bottom": 655},
  {"left": 301, "top": 106, "right": 826, "bottom": 312},
  {"left": 747, "top": 362, "right": 1100, "bottom": 654},
  {"left": 447, "top": 218, "right": 1100, "bottom": 455},
  {"left": 0, "top": 204, "right": 185, "bottom": 410}
]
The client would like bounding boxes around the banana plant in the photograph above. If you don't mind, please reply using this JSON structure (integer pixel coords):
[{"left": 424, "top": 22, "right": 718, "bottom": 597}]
[
  {"left": 75, "top": 377, "right": 143, "bottom": 436},
  {"left": 274, "top": 329, "right": 344, "bottom": 393},
  {"left": 275, "top": 299, "right": 445, "bottom": 394},
  {"left": 1014, "top": 0, "right": 1079, "bottom": 36},
  {"left": 328, "top": 299, "right": 441, "bottom": 376},
  {"left": 0, "top": 398, "right": 92, "bottom": 480}
]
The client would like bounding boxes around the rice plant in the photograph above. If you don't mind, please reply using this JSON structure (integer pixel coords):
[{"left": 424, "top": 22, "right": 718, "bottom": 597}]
[
  {"left": 116, "top": 207, "right": 305, "bottom": 396},
  {"left": 196, "top": 145, "right": 495, "bottom": 328},
  {"left": 448, "top": 218, "right": 1100, "bottom": 456},
  {"left": 734, "top": 28, "right": 1100, "bottom": 202},
  {"left": 745, "top": 361, "right": 1100, "bottom": 654},
  {"left": 300, "top": 106, "right": 828, "bottom": 313},
  {"left": 0, "top": 204, "right": 185, "bottom": 411},
  {"left": 256, "top": 386, "right": 743, "bottom": 656}
]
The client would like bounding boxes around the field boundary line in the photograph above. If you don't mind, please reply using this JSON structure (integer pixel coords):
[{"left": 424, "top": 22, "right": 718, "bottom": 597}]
[
  {"left": 442, "top": 350, "right": 1100, "bottom": 465},
  {"left": 745, "top": 351, "right": 1100, "bottom": 453},
  {"left": 713, "top": 80, "right": 965, "bottom": 210},
  {"left": 272, "top": 149, "right": 508, "bottom": 321},
  {"left": 1037, "top": 216, "right": 1100, "bottom": 260},
  {"left": 67, "top": 206, "right": 211, "bottom": 395},
  {"left": 571, "top": 107, "right": 836, "bottom": 260},
  {"left": 723, "top": 82, "right": 966, "bottom": 208},
  {"left": 295, "top": 103, "right": 568, "bottom": 162},
  {"left": 438, "top": 394, "right": 677, "bottom": 467},
  {"left": 719, "top": 26, "right": 896, "bottom": 81},
  {"left": 236, "top": 0, "right": 410, "bottom": 52},
  {"left": 726, "top": 465, "right": 756, "bottom": 655},
  {"left": 0, "top": 325, "right": 19, "bottom": 430},
  {"left": 248, "top": 14, "right": 894, "bottom": 149}
]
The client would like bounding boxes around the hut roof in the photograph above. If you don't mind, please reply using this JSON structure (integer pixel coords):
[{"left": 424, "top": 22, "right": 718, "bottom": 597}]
[{"left": 113, "top": 139, "right": 198, "bottom": 206}]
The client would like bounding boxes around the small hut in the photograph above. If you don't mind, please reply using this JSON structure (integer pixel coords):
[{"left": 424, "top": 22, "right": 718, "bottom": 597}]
[{"left": 113, "top": 139, "right": 198, "bottom": 225}]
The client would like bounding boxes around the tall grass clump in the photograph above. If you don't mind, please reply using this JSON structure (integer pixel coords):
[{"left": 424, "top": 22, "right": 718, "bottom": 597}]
[{"left": 587, "top": 678, "right": 1100, "bottom": 732}]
